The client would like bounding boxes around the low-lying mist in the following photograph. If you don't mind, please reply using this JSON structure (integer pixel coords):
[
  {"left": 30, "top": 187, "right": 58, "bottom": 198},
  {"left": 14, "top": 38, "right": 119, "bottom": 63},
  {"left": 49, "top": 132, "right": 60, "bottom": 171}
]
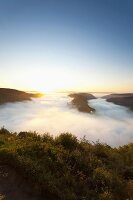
[{"left": 0, "top": 93, "right": 133, "bottom": 147}]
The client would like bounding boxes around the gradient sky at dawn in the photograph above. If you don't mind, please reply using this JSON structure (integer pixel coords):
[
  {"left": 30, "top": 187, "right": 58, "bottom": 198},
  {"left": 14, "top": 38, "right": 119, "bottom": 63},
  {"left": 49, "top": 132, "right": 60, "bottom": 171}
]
[{"left": 0, "top": 0, "right": 133, "bottom": 93}]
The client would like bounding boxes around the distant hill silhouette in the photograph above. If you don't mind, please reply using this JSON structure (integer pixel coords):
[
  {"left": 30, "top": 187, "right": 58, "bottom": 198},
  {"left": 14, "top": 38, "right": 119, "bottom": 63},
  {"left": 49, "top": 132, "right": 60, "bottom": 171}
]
[
  {"left": 102, "top": 93, "right": 133, "bottom": 110},
  {"left": 0, "top": 88, "right": 43, "bottom": 105},
  {"left": 69, "top": 93, "right": 96, "bottom": 113}
]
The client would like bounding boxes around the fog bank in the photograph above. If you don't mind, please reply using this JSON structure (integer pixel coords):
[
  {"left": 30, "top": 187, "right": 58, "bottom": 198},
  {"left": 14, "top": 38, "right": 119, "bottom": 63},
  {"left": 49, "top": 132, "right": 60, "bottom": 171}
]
[{"left": 0, "top": 93, "right": 133, "bottom": 147}]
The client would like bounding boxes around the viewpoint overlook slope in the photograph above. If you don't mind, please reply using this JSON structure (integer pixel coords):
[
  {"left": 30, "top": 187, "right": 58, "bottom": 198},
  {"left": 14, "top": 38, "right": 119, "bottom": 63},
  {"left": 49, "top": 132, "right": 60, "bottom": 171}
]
[{"left": 0, "top": 128, "right": 132, "bottom": 200}]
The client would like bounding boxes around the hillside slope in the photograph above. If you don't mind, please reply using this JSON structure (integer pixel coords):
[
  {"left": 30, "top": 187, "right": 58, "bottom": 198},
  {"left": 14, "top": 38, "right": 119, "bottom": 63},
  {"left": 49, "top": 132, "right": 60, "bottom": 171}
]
[
  {"left": 0, "top": 88, "right": 43, "bottom": 105},
  {"left": 69, "top": 93, "right": 96, "bottom": 113},
  {"left": 102, "top": 93, "right": 133, "bottom": 110},
  {"left": 0, "top": 128, "right": 132, "bottom": 200}
]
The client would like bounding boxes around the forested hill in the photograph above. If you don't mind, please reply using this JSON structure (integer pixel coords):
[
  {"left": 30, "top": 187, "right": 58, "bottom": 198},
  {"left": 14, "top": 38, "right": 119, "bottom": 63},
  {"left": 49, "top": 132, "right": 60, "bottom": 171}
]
[
  {"left": 69, "top": 93, "right": 96, "bottom": 113},
  {"left": 0, "top": 88, "right": 43, "bottom": 105},
  {"left": 102, "top": 93, "right": 133, "bottom": 110}
]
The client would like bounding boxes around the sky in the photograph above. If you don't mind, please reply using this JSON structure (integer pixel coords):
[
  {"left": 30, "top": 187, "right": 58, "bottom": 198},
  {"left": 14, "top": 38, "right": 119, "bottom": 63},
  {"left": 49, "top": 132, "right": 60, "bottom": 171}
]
[{"left": 0, "top": 0, "right": 133, "bottom": 93}]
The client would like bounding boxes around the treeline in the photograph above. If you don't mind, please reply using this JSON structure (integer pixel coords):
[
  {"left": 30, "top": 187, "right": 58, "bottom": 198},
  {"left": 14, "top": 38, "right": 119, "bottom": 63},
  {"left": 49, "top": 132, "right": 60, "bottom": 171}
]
[{"left": 0, "top": 127, "right": 133, "bottom": 200}]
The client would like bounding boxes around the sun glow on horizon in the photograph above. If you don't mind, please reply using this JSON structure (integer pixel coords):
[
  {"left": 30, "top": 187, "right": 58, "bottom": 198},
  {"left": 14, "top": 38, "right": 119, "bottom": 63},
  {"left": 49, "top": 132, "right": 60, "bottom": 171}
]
[{"left": 1, "top": 63, "right": 133, "bottom": 94}]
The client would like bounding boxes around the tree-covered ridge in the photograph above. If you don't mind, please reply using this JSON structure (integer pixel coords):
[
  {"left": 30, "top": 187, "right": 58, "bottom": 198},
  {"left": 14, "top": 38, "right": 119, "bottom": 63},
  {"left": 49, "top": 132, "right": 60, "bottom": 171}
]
[
  {"left": 0, "top": 88, "right": 43, "bottom": 105},
  {"left": 102, "top": 93, "right": 133, "bottom": 110},
  {"left": 0, "top": 128, "right": 133, "bottom": 200},
  {"left": 69, "top": 93, "right": 96, "bottom": 113}
]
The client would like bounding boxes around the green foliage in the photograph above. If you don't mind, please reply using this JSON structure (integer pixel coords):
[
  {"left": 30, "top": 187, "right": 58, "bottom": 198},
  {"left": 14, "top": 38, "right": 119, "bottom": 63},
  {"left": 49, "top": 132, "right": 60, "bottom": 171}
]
[
  {"left": 0, "top": 127, "right": 10, "bottom": 135},
  {"left": 55, "top": 133, "right": 78, "bottom": 151},
  {"left": 0, "top": 129, "right": 132, "bottom": 200}
]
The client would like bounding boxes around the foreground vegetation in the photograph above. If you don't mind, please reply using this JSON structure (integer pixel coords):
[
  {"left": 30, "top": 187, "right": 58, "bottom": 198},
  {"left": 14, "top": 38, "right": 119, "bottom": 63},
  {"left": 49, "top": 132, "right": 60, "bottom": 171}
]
[{"left": 0, "top": 128, "right": 133, "bottom": 200}]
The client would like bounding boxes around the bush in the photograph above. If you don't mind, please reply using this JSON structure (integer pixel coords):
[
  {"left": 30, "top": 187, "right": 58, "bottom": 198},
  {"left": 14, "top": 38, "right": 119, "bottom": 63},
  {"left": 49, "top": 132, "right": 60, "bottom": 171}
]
[{"left": 0, "top": 129, "right": 132, "bottom": 199}]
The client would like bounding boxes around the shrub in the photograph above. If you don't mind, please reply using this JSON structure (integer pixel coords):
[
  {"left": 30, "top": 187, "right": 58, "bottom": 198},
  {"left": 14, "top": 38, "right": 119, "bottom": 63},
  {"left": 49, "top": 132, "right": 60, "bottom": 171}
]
[{"left": 0, "top": 129, "right": 132, "bottom": 199}]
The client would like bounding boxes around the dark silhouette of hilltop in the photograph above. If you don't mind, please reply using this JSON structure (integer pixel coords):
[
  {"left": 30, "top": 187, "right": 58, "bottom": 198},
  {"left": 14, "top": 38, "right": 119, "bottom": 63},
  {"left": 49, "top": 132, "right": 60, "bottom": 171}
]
[
  {"left": 69, "top": 93, "right": 96, "bottom": 113},
  {"left": 0, "top": 88, "right": 43, "bottom": 105},
  {"left": 102, "top": 93, "right": 133, "bottom": 110}
]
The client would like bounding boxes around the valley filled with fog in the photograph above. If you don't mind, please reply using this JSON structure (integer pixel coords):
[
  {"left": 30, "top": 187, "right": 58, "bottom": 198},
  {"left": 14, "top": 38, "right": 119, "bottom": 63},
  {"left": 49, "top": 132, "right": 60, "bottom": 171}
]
[{"left": 0, "top": 93, "right": 133, "bottom": 147}]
